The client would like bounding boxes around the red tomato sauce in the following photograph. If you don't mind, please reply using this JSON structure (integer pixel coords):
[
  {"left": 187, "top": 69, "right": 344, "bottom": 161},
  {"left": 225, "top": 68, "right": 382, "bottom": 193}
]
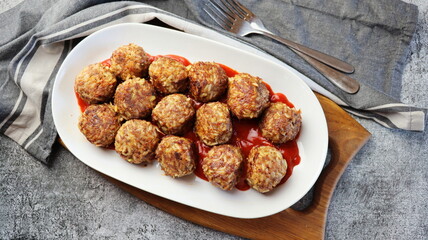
[
  {"left": 101, "top": 58, "right": 111, "bottom": 67},
  {"left": 264, "top": 82, "right": 294, "bottom": 108},
  {"left": 76, "top": 92, "right": 90, "bottom": 112},
  {"left": 75, "top": 54, "right": 300, "bottom": 191},
  {"left": 218, "top": 63, "right": 238, "bottom": 77}
]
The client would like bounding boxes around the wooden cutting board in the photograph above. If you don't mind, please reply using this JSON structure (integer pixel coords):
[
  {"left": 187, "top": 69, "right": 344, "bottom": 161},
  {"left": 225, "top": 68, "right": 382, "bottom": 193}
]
[{"left": 100, "top": 92, "right": 371, "bottom": 240}]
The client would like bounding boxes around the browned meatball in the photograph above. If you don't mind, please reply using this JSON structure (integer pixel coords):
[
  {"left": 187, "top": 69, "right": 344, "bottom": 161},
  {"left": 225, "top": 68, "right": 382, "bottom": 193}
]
[
  {"left": 74, "top": 63, "right": 117, "bottom": 104},
  {"left": 195, "top": 102, "right": 232, "bottom": 146},
  {"left": 202, "top": 144, "right": 244, "bottom": 190},
  {"left": 156, "top": 136, "right": 196, "bottom": 178},
  {"left": 115, "top": 119, "right": 161, "bottom": 164},
  {"left": 114, "top": 77, "right": 157, "bottom": 120},
  {"left": 149, "top": 56, "right": 188, "bottom": 94},
  {"left": 246, "top": 146, "right": 287, "bottom": 193},
  {"left": 188, "top": 62, "right": 228, "bottom": 102},
  {"left": 260, "top": 102, "right": 302, "bottom": 144},
  {"left": 227, "top": 73, "right": 270, "bottom": 119},
  {"left": 151, "top": 94, "right": 195, "bottom": 135},
  {"left": 78, "top": 104, "right": 121, "bottom": 147},
  {"left": 110, "top": 43, "right": 150, "bottom": 80}
]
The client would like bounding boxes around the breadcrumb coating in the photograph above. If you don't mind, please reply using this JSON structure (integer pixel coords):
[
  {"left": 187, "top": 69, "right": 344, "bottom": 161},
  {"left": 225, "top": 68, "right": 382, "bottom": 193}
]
[
  {"left": 246, "top": 146, "right": 287, "bottom": 193},
  {"left": 227, "top": 73, "right": 269, "bottom": 119},
  {"left": 156, "top": 136, "right": 196, "bottom": 178},
  {"left": 195, "top": 102, "right": 232, "bottom": 146},
  {"left": 115, "top": 119, "right": 161, "bottom": 164},
  {"left": 202, "top": 144, "right": 244, "bottom": 190}
]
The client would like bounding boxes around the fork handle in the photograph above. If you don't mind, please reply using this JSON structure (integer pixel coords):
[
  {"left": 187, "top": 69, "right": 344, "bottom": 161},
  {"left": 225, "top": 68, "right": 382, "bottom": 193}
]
[
  {"left": 293, "top": 49, "right": 360, "bottom": 94},
  {"left": 261, "top": 31, "right": 355, "bottom": 74}
]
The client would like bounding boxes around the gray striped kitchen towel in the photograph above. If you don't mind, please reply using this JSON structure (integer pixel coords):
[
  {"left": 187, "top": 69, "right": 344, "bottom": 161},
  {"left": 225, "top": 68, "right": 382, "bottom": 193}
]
[{"left": 0, "top": 0, "right": 425, "bottom": 164}]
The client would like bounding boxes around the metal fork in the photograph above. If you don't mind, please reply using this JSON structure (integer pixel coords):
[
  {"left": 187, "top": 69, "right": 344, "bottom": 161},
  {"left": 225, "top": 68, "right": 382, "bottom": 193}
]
[{"left": 204, "top": 0, "right": 360, "bottom": 94}]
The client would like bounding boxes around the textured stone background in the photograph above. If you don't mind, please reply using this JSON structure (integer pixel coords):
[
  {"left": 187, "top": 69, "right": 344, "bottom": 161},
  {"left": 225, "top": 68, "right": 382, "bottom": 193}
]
[{"left": 1, "top": 0, "right": 427, "bottom": 239}]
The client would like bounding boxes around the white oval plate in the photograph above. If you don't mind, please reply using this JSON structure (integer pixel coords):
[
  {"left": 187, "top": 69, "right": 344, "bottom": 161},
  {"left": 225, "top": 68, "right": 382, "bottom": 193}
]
[{"left": 52, "top": 23, "right": 328, "bottom": 219}]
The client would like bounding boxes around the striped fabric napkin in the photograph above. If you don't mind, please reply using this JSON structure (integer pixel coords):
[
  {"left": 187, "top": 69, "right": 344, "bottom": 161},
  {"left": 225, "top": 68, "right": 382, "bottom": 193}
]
[{"left": 0, "top": 0, "right": 425, "bottom": 164}]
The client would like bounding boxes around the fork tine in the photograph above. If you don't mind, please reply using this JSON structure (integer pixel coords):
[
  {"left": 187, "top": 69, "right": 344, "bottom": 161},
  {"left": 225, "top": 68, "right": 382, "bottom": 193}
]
[
  {"left": 218, "top": 0, "right": 247, "bottom": 18},
  {"left": 204, "top": 3, "right": 233, "bottom": 29},
  {"left": 217, "top": 0, "right": 246, "bottom": 19},
  {"left": 210, "top": 0, "right": 235, "bottom": 20},
  {"left": 227, "top": 0, "right": 255, "bottom": 17}
]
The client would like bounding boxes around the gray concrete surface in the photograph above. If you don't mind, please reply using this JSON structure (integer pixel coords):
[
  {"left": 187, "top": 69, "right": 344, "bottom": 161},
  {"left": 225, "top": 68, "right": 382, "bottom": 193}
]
[{"left": 1, "top": 0, "right": 427, "bottom": 239}]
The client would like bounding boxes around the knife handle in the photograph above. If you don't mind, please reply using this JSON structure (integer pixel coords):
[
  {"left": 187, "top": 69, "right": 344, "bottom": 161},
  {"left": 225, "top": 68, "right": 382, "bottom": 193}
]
[
  {"left": 293, "top": 49, "right": 360, "bottom": 94},
  {"left": 262, "top": 31, "right": 355, "bottom": 74}
]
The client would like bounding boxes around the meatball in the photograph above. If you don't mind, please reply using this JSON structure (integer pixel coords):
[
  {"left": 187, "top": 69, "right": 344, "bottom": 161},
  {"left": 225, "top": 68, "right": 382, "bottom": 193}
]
[
  {"left": 195, "top": 102, "right": 232, "bottom": 146},
  {"left": 110, "top": 43, "right": 150, "bottom": 80},
  {"left": 156, "top": 136, "right": 196, "bottom": 178},
  {"left": 115, "top": 119, "right": 161, "bottom": 164},
  {"left": 227, "top": 73, "right": 270, "bottom": 119},
  {"left": 188, "top": 62, "right": 228, "bottom": 102},
  {"left": 149, "top": 56, "right": 188, "bottom": 94},
  {"left": 202, "top": 144, "right": 244, "bottom": 190},
  {"left": 246, "top": 146, "right": 287, "bottom": 193},
  {"left": 151, "top": 94, "right": 195, "bottom": 135},
  {"left": 260, "top": 102, "right": 302, "bottom": 144},
  {"left": 114, "top": 77, "right": 157, "bottom": 120},
  {"left": 74, "top": 62, "right": 117, "bottom": 104},
  {"left": 78, "top": 104, "right": 121, "bottom": 147}
]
